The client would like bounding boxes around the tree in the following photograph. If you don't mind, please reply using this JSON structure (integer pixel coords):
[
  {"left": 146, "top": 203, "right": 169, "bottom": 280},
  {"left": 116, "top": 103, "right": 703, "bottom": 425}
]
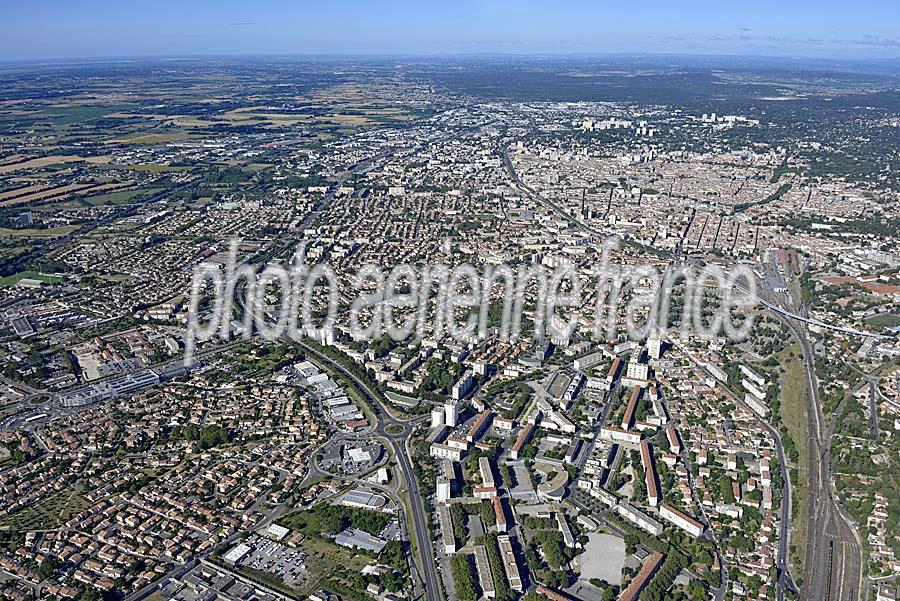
[
  {"left": 450, "top": 554, "right": 478, "bottom": 601},
  {"left": 38, "top": 557, "right": 58, "bottom": 580},
  {"left": 719, "top": 475, "right": 735, "bottom": 504},
  {"left": 483, "top": 533, "right": 514, "bottom": 601},
  {"left": 80, "top": 590, "right": 101, "bottom": 601}
]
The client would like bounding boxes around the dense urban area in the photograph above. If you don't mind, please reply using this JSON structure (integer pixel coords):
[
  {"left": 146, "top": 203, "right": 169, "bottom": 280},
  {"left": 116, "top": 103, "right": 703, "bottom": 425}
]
[{"left": 0, "top": 56, "right": 898, "bottom": 601}]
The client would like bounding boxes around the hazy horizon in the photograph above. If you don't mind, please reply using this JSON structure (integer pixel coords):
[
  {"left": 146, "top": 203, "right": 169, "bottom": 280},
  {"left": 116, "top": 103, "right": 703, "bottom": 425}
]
[{"left": 3, "top": 0, "right": 900, "bottom": 62}]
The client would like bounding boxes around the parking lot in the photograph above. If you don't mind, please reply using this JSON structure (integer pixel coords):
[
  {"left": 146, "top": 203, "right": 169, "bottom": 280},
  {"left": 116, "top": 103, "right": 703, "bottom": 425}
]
[{"left": 233, "top": 534, "right": 309, "bottom": 589}]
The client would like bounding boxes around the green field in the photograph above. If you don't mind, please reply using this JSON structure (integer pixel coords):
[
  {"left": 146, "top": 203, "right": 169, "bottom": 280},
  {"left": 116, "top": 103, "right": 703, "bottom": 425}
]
[
  {"left": 0, "top": 492, "right": 94, "bottom": 531},
  {"left": 0, "top": 225, "right": 79, "bottom": 238},
  {"left": 84, "top": 188, "right": 158, "bottom": 206},
  {"left": 121, "top": 163, "right": 190, "bottom": 173},
  {"left": 0, "top": 270, "right": 64, "bottom": 286},
  {"left": 866, "top": 314, "right": 900, "bottom": 329},
  {"left": 37, "top": 103, "right": 133, "bottom": 126},
  {"left": 778, "top": 344, "right": 809, "bottom": 581}
]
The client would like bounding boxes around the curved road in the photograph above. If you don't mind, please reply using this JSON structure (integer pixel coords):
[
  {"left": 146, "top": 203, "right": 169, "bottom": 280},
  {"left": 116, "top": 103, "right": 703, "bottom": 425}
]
[{"left": 295, "top": 340, "right": 442, "bottom": 601}]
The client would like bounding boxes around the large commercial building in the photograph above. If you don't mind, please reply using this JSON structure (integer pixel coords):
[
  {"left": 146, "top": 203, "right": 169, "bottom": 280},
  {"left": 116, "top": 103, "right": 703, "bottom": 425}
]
[
  {"left": 58, "top": 361, "right": 198, "bottom": 408},
  {"left": 59, "top": 370, "right": 160, "bottom": 407},
  {"left": 341, "top": 489, "right": 387, "bottom": 510},
  {"left": 335, "top": 528, "right": 387, "bottom": 553}
]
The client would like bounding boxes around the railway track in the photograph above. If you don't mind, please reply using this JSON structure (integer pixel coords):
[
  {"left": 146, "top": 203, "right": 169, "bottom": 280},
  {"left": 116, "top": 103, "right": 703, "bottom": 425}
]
[{"left": 824, "top": 540, "right": 835, "bottom": 601}]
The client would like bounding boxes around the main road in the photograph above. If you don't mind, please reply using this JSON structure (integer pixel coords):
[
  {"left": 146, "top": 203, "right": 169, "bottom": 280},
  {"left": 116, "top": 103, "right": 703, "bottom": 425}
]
[{"left": 294, "top": 340, "right": 442, "bottom": 601}]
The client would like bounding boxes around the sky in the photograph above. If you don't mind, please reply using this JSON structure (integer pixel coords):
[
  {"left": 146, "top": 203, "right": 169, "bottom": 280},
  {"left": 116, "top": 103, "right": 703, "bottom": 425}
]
[{"left": 2, "top": 0, "right": 900, "bottom": 62}]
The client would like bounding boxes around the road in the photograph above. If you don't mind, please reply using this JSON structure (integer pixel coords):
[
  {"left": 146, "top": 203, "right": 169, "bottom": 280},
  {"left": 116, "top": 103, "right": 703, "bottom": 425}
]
[
  {"left": 725, "top": 257, "right": 885, "bottom": 601},
  {"left": 503, "top": 145, "right": 738, "bottom": 599},
  {"left": 758, "top": 279, "right": 864, "bottom": 601},
  {"left": 0, "top": 179, "right": 199, "bottom": 278},
  {"left": 824, "top": 361, "right": 896, "bottom": 445},
  {"left": 294, "top": 340, "right": 442, "bottom": 601}
]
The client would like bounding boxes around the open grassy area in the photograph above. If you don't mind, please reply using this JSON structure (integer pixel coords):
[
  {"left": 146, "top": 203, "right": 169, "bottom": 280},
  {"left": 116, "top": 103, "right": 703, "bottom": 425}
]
[
  {"left": 778, "top": 343, "right": 809, "bottom": 580},
  {"left": 0, "top": 492, "right": 93, "bottom": 531},
  {"left": 0, "top": 225, "right": 79, "bottom": 238},
  {"left": 0, "top": 270, "right": 64, "bottom": 286},
  {"left": 38, "top": 103, "right": 132, "bottom": 126},
  {"left": 123, "top": 163, "right": 191, "bottom": 173},
  {"left": 866, "top": 313, "right": 900, "bottom": 329},
  {"left": 300, "top": 536, "right": 371, "bottom": 572},
  {"left": 84, "top": 188, "right": 157, "bottom": 206}
]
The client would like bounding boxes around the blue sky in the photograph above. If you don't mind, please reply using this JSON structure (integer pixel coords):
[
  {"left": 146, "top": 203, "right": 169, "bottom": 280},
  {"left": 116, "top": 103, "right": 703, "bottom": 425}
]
[{"left": 2, "top": 0, "right": 900, "bottom": 61}]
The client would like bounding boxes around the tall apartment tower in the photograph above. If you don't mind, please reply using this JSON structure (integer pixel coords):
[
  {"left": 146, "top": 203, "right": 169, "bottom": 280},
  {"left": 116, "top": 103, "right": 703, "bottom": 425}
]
[
  {"left": 431, "top": 407, "right": 445, "bottom": 429},
  {"left": 445, "top": 402, "right": 458, "bottom": 428}
]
